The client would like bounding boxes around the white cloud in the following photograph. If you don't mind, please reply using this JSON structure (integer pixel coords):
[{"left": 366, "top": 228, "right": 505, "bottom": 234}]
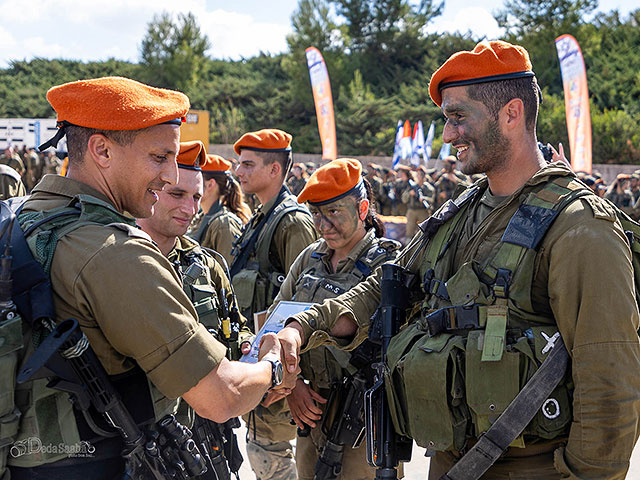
[
  {"left": 199, "top": 9, "right": 291, "bottom": 59},
  {"left": 0, "top": 0, "right": 291, "bottom": 66},
  {"left": 428, "top": 7, "right": 504, "bottom": 40}
]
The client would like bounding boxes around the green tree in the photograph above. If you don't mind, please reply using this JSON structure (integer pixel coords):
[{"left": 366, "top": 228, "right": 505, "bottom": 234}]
[
  {"left": 139, "top": 12, "right": 210, "bottom": 94},
  {"left": 495, "top": 0, "right": 598, "bottom": 94}
]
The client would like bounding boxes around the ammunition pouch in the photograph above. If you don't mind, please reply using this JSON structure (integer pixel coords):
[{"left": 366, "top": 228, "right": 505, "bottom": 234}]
[
  {"left": 0, "top": 314, "right": 23, "bottom": 479},
  {"left": 385, "top": 315, "right": 573, "bottom": 453}
]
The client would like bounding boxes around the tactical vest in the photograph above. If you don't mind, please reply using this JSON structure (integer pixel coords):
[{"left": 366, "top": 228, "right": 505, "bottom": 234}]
[
  {"left": 385, "top": 167, "right": 604, "bottom": 454},
  {"left": 170, "top": 239, "right": 221, "bottom": 336},
  {"left": 9, "top": 194, "right": 179, "bottom": 468},
  {"left": 294, "top": 235, "right": 400, "bottom": 389},
  {"left": 231, "top": 193, "right": 311, "bottom": 322}
]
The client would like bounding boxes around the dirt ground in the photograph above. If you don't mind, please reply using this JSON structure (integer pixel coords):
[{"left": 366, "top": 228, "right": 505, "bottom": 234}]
[{"left": 234, "top": 420, "right": 640, "bottom": 479}]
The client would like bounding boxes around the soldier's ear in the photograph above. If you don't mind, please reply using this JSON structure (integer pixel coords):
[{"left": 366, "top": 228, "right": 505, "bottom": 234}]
[
  {"left": 86, "top": 133, "right": 112, "bottom": 168},
  {"left": 359, "top": 199, "right": 370, "bottom": 221}
]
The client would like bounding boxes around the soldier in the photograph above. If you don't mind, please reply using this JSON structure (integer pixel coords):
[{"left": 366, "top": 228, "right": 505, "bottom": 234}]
[
  {"left": 7, "top": 77, "right": 297, "bottom": 479},
  {"left": 137, "top": 140, "right": 252, "bottom": 478},
  {"left": 277, "top": 41, "right": 640, "bottom": 479},
  {"left": 605, "top": 173, "right": 635, "bottom": 216},
  {"left": 277, "top": 158, "right": 401, "bottom": 480},
  {"left": 22, "top": 147, "right": 42, "bottom": 191},
  {"left": 401, "top": 166, "right": 435, "bottom": 240},
  {"left": 434, "top": 155, "right": 465, "bottom": 209},
  {"left": 287, "top": 163, "right": 307, "bottom": 196},
  {"left": 0, "top": 146, "right": 25, "bottom": 177},
  {"left": 0, "top": 163, "right": 26, "bottom": 200},
  {"left": 230, "top": 128, "right": 318, "bottom": 480},
  {"left": 188, "top": 153, "right": 250, "bottom": 266},
  {"left": 393, "top": 166, "right": 411, "bottom": 216}
]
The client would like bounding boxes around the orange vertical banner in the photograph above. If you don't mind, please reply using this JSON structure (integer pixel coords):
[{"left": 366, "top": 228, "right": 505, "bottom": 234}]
[
  {"left": 555, "top": 34, "right": 592, "bottom": 173},
  {"left": 305, "top": 47, "right": 337, "bottom": 160}
]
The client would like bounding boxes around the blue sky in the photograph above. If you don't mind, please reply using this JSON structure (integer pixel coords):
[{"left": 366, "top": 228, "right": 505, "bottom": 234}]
[{"left": 1, "top": 0, "right": 637, "bottom": 67}]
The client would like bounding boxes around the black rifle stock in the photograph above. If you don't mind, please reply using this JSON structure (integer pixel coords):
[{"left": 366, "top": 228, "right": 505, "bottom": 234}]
[
  {"left": 364, "top": 263, "right": 413, "bottom": 480},
  {"left": 314, "top": 374, "right": 368, "bottom": 480},
  {"left": 18, "top": 318, "right": 209, "bottom": 479}
]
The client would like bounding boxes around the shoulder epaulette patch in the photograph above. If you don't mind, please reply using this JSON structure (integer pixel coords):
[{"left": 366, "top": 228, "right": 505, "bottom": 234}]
[
  {"left": 106, "top": 222, "right": 153, "bottom": 241},
  {"left": 583, "top": 196, "right": 618, "bottom": 222}
]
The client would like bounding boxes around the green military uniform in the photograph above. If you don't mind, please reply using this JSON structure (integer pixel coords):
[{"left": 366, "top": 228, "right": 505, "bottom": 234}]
[
  {"left": 0, "top": 153, "right": 25, "bottom": 178},
  {"left": 272, "top": 230, "right": 400, "bottom": 480},
  {"left": 0, "top": 164, "right": 26, "bottom": 200},
  {"left": 9, "top": 175, "right": 227, "bottom": 473},
  {"left": 231, "top": 187, "right": 318, "bottom": 480},
  {"left": 291, "top": 163, "right": 640, "bottom": 480},
  {"left": 392, "top": 179, "right": 409, "bottom": 216},
  {"left": 188, "top": 201, "right": 244, "bottom": 267},
  {"left": 605, "top": 188, "right": 635, "bottom": 217},
  {"left": 287, "top": 176, "right": 307, "bottom": 196},
  {"left": 402, "top": 180, "right": 435, "bottom": 239},
  {"left": 377, "top": 178, "right": 395, "bottom": 216},
  {"left": 434, "top": 173, "right": 463, "bottom": 209}
]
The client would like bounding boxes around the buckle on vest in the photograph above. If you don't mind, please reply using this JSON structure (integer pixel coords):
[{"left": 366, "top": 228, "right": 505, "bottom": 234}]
[
  {"left": 425, "top": 305, "right": 480, "bottom": 336},
  {"left": 493, "top": 269, "right": 511, "bottom": 299}
]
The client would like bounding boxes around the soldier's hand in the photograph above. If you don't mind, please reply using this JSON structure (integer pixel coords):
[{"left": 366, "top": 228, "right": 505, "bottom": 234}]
[
  {"left": 286, "top": 378, "right": 327, "bottom": 429},
  {"left": 277, "top": 323, "right": 304, "bottom": 374},
  {"left": 261, "top": 389, "right": 288, "bottom": 407}
]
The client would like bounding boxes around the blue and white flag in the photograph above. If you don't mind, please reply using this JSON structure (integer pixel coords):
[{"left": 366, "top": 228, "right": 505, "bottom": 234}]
[
  {"left": 411, "top": 120, "right": 425, "bottom": 167},
  {"left": 424, "top": 121, "right": 435, "bottom": 163},
  {"left": 391, "top": 120, "right": 403, "bottom": 169},
  {"left": 438, "top": 142, "right": 451, "bottom": 160}
]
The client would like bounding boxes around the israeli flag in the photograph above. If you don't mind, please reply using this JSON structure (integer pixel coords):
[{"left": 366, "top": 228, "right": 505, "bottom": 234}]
[
  {"left": 438, "top": 142, "right": 452, "bottom": 160},
  {"left": 424, "top": 121, "right": 435, "bottom": 163},
  {"left": 411, "top": 120, "right": 425, "bottom": 167},
  {"left": 391, "top": 120, "right": 403, "bottom": 169}
]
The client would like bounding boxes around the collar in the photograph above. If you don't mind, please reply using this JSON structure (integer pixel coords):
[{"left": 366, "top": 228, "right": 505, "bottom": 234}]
[
  {"left": 32, "top": 174, "right": 115, "bottom": 204},
  {"left": 315, "top": 229, "right": 377, "bottom": 272}
]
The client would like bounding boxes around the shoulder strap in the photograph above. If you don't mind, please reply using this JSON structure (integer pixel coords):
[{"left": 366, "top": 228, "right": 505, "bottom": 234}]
[
  {"left": 0, "top": 199, "right": 55, "bottom": 327},
  {"left": 256, "top": 195, "right": 311, "bottom": 275},
  {"left": 229, "top": 186, "right": 290, "bottom": 277}
]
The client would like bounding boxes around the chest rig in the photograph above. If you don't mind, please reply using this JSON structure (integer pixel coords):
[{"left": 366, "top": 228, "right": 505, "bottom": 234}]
[
  {"left": 170, "top": 242, "right": 221, "bottom": 335},
  {"left": 230, "top": 190, "right": 311, "bottom": 323},
  {"left": 295, "top": 236, "right": 400, "bottom": 389},
  {"left": 385, "top": 167, "right": 598, "bottom": 455},
  {"left": 9, "top": 194, "right": 179, "bottom": 468}
]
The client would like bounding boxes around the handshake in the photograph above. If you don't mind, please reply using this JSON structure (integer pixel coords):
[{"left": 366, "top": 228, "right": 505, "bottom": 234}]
[{"left": 256, "top": 323, "right": 305, "bottom": 406}]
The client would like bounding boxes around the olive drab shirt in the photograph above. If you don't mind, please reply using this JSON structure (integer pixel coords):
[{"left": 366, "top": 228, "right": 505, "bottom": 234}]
[
  {"left": 270, "top": 229, "right": 400, "bottom": 387},
  {"left": 188, "top": 201, "right": 244, "bottom": 267},
  {"left": 291, "top": 163, "right": 640, "bottom": 479},
  {"left": 0, "top": 164, "right": 26, "bottom": 200},
  {"left": 401, "top": 180, "right": 436, "bottom": 213},
  {"left": 168, "top": 234, "right": 252, "bottom": 356},
  {"left": 231, "top": 189, "right": 318, "bottom": 321},
  {"left": 21, "top": 175, "right": 228, "bottom": 397}
]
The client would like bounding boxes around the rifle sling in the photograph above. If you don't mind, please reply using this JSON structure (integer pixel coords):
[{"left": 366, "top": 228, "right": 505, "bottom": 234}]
[
  {"left": 229, "top": 186, "right": 289, "bottom": 278},
  {"left": 441, "top": 338, "right": 570, "bottom": 480}
]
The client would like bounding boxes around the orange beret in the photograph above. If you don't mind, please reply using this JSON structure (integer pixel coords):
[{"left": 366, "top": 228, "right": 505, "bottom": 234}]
[
  {"left": 429, "top": 41, "right": 534, "bottom": 106},
  {"left": 47, "top": 76, "right": 190, "bottom": 130},
  {"left": 177, "top": 141, "right": 207, "bottom": 170},
  {"left": 297, "top": 158, "right": 364, "bottom": 205},
  {"left": 233, "top": 129, "right": 292, "bottom": 155},
  {"left": 202, "top": 154, "right": 232, "bottom": 173}
]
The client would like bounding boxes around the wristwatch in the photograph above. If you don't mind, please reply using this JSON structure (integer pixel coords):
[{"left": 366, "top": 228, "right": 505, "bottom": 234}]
[{"left": 265, "top": 358, "right": 284, "bottom": 390}]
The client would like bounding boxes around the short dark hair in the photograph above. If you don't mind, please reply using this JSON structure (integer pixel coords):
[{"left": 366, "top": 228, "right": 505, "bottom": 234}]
[
  {"left": 466, "top": 76, "right": 540, "bottom": 132},
  {"left": 258, "top": 150, "right": 292, "bottom": 179},
  {"left": 66, "top": 126, "right": 143, "bottom": 164}
]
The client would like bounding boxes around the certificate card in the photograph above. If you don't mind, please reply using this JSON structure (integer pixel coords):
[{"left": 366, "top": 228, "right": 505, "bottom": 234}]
[{"left": 240, "top": 301, "right": 314, "bottom": 363}]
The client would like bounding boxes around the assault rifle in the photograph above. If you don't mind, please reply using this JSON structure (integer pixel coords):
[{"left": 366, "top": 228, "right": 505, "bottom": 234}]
[
  {"left": 313, "top": 340, "right": 379, "bottom": 479},
  {"left": 192, "top": 416, "right": 243, "bottom": 480},
  {"left": 18, "top": 318, "right": 207, "bottom": 479},
  {"left": 408, "top": 179, "right": 431, "bottom": 210},
  {"left": 364, "top": 263, "right": 413, "bottom": 480}
]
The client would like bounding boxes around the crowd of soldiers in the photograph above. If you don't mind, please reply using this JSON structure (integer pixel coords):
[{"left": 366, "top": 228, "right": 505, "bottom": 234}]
[
  {"left": 0, "top": 145, "right": 63, "bottom": 192},
  {"left": 2, "top": 38, "right": 640, "bottom": 480}
]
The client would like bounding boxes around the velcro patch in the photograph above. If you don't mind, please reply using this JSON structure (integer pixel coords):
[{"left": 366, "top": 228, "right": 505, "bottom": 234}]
[
  {"left": 583, "top": 196, "right": 618, "bottom": 222},
  {"left": 501, "top": 204, "right": 559, "bottom": 249}
]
